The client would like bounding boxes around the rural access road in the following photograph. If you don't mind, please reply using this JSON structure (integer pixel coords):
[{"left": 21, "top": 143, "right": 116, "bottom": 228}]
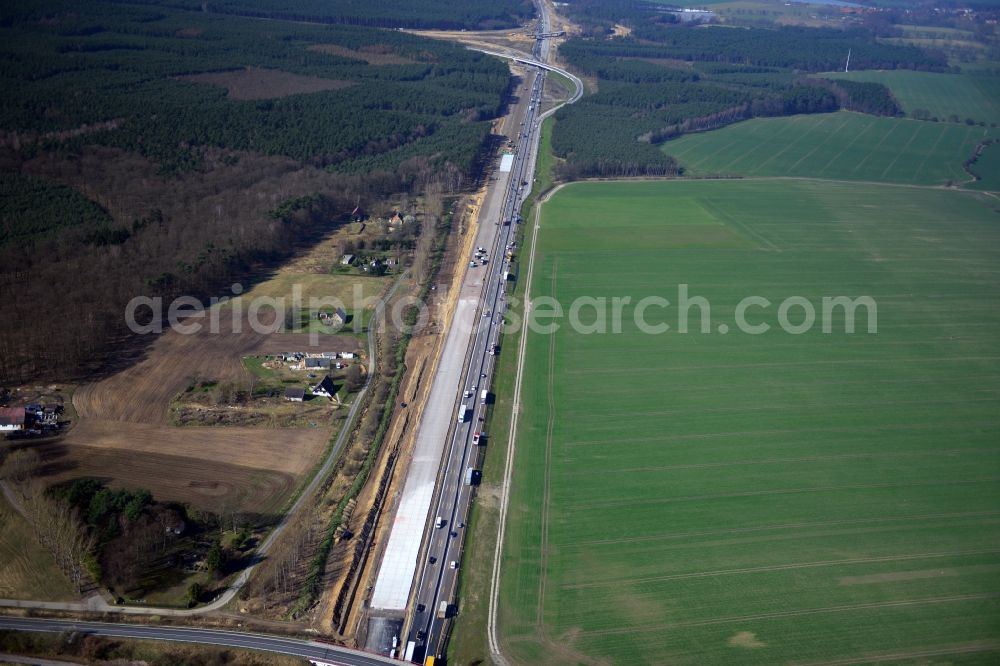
[
  {"left": 0, "top": 274, "right": 407, "bottom": 618},
  {"left": 0, "top": 617, "right": 397, "bottom": 666}
]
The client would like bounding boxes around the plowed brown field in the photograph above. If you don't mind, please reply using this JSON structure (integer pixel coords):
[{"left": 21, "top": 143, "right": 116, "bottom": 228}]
[
  {"left": 37, "top": 442, "right": 296, "bottom": 516},
  {"left": 51, "top": 305, "right": 360, "bottom": 513}
]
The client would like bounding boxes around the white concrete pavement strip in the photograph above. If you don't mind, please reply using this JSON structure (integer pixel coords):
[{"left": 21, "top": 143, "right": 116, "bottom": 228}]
[
  {"left": 369, "top": 297, "right": 478, "bottom": 609},
  {"left": 370, "top": 165, "right": 511, "bottom": 611}
]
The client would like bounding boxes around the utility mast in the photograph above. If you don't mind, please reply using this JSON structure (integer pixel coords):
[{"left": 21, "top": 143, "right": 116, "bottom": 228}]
[{"left": 845, "top": 49, "right": 851, "bottom": 73}]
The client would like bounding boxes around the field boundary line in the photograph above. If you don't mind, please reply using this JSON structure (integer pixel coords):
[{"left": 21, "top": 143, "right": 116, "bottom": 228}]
[
  {"left": 880, "top": 121, "right": 924, "bottom": 180},
  {"left": 720, "top": 113, "right": 804, "bottom": 173},
  {"left": 571, "top": 510, "right": 1000, "bottom": 547},
  {"left": 850, "top": 117, "right": 901, "bottom": 175},
  {"left": 562, "top": 476, "right": 1000, "bottom": 510},
  {"left": 912, "top": 123, "right": 952, "bottom": 183},
  {"left": 816, "top": 114, "right": 877, "bottom": 177},
  {"left": 562, "top": 548, "right": 1000, "bottom": 590},
  {"left": 699, "top": 199, "right": 780, "bottom": 251},
  {"left": 752, "top": 115, "right": 816, "bottom": 171},
  {"left": 584, "top": 593, "right": 999, "bottom": 636},
  {"left": 787, "top": 113, "right": 855, "bottom": 173},
  {"left": 559, "top": 447, "right": 997, "bottom": 476},
  {"left": 789, "top": 640, "right": 1000, "bottom": 666},
  {"left": 486, "top": 184, "right": 552, "bottom": 664},
  {"left": 558, "top": 396, "right": 1000, "bottom": 422},
  {"left": 537, "top": 260, "right": 558, "bottom": 631}
]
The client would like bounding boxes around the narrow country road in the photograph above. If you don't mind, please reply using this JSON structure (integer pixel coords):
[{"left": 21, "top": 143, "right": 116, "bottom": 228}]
[{"left": 0, "top": 617, "right": 397, "bottom": 666}]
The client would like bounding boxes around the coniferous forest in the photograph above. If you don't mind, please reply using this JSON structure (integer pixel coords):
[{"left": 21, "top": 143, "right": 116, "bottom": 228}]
[{"left": 0, "top": 0, "right": 514, "bottom": 381}]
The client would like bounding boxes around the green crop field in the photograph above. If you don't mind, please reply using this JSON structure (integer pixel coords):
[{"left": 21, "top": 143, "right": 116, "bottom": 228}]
[
  {"left": 498, "top": 179, "right": 1000, "bottom": 665},
  {"left": 820, "top": 70, "right": 1000, "bottom": 125},
  {"left": 664, "top": 111, "right": 996, "bottom": 184}
]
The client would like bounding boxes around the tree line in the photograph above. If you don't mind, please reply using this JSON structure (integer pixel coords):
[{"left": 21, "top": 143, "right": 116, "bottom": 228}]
[{"left": 110, "top": 0, "right": 536, "bottom": 31}]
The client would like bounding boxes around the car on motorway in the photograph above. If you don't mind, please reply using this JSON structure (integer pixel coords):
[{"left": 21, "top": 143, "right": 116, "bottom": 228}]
[
  {"left": 417, "top": 603, "right": 426, "bottom": 612},
  {"left": 469, "top": 261, "right": 476, "bottom": 268},
  {"left": 482, "top": 310, "right": 491, "bottom": 317},
  {"left": 449, "top": 561, "right": 458, "bottom": 569},
  {"left": 428, "top": 555, "right": 436, "bottom": 564},
  {"left": 458, "top": 521, "right": 465, "bottom": 528},
  {"left": 463, "top": 389, "right": 472, "bottom": 399},
  {"left": 435, "top": 516, "right": 445, "bottom": 528},
  {"left": 473, "top": 431, "right": 482, "bottom": 444}
]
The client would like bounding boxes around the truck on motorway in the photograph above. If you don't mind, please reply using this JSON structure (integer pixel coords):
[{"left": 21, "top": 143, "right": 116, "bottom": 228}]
[
  {"left": 480, "top": 389, "right": 488, "bottom": 404},
  {"left": 404, "top": 641, "right": 416, "bottom": 662},
  {"left": 457, "top": 404, "right": 469, "bottom": 423},
  {"left": 437, "top": 600, "right": 449, "bottom": 619},
  {"left": 465, "top": 466, "right": 478, "bottom": 486}
]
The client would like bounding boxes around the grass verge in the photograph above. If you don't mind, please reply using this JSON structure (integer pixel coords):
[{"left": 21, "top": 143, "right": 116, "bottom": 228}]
[{"left": 448, "top": 115, "right": 557, "bottom": 666}]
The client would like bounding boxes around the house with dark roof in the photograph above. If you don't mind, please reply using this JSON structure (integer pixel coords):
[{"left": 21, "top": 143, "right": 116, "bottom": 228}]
[
  {"left": 312, "top": 375, "right": 337, "bottom": 399},
  {"left": 304, "top": 357, "right": 329, "bottom": 370},
  {"left": 0, "top": 407, "right": 26, "bottom": 432},
  {"left": 284, "top": 387, "right": 305, "bottom": 402}
]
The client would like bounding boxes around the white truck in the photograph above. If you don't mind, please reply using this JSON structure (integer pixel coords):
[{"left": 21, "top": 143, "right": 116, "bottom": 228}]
[
  {"left": 457, "top": 404, "right": 469, "bottom": 423},
  {"left": 480, "top": 389, "right": 488, "bottom": 405}
]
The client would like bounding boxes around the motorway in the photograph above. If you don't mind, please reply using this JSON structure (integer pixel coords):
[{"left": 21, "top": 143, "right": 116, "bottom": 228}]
[
  {"left": 403, "top": 71, "right": 544, "bottom": 664},
  {"left": 399, "top": 4, "right": 571, "bottom": 662},
  {"left": 0, "top": 617, "right": 396, "bottom": 666}
]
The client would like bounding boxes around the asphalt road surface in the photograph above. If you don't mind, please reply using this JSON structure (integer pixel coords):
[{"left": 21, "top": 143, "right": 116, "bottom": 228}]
[
  {"left": 404, "top": 22, "right": 556, "bottom": 664},
  {"left": 0, "top": 617, "right": 398, "bottom": 666}
]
